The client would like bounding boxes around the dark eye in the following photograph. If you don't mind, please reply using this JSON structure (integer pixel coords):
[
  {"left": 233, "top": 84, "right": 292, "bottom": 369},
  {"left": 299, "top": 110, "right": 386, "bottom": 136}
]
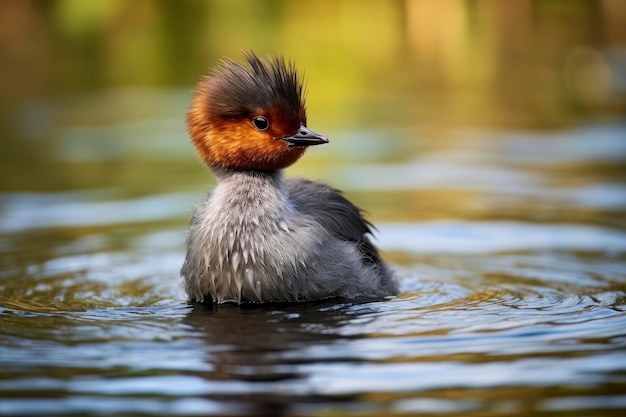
[{"left": 253, "top": 116, "right": 269, "bottom": 131}]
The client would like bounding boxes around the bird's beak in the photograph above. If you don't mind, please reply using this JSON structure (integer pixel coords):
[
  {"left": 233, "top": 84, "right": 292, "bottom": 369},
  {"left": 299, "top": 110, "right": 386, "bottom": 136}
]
[{"left": 278, "top": 124, "right": 329, "bottom": 147}]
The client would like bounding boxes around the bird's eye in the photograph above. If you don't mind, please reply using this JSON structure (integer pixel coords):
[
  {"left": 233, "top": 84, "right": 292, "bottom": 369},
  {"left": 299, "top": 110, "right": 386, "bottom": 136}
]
[{"left": 253, "top": 116, "right": 269, "bottom": 131}]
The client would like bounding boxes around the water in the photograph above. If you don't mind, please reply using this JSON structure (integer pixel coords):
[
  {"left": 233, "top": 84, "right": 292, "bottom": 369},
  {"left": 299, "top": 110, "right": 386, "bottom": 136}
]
[{"left": 1, "top": 89, "right": 625, "bottom": 415}]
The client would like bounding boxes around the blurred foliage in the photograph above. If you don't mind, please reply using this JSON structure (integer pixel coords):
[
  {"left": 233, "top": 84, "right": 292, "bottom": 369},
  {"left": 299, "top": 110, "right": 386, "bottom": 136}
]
[{"left": 1, "top": 0, "right": 624, "bottom": 129}]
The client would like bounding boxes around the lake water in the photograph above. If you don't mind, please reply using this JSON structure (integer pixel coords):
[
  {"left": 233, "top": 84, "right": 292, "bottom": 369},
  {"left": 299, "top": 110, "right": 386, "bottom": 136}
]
[{"left": 1, "top": 85, "right": 625, "bottom": 416}]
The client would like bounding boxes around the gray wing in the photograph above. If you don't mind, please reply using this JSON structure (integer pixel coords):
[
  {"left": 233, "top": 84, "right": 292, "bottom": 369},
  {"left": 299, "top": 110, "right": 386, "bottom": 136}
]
[{"left": 286, "top": 178, "right": 383, "bottom": 266}]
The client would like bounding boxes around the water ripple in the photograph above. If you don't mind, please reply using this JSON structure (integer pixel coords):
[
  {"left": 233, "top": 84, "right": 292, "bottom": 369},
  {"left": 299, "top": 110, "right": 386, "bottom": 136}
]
[{"left": 378, "top": 220, "right": 626, "bottom": 254}]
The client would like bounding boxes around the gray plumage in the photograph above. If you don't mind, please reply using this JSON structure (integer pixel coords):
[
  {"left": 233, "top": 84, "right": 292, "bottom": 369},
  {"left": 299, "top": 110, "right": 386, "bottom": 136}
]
[{"left": 182, "top": 168, "right": 398, "bottom": 303}]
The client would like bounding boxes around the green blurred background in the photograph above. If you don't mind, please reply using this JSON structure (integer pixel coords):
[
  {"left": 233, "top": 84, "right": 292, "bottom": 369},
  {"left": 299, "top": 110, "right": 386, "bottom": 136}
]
[{"left": 0, "top": 0, "right": 624, "bottom": 194}]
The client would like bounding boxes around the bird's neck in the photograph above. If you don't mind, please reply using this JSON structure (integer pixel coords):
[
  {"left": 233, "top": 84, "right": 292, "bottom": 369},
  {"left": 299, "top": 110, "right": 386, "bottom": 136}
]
[
  {"left": 208, "top": 167, "right": 289, "bottom": 220},
  {"left": 210, "top": 166, "right": 283, "bottom": 184},
  {"left": 210, "top": 167, "right": 285, "bottom": 196}
]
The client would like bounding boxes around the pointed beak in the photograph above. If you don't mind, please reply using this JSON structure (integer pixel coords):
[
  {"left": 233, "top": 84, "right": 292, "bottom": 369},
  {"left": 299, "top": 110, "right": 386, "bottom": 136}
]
[{"left": 278, "top": 124, "right": 329, "bottom": 147}]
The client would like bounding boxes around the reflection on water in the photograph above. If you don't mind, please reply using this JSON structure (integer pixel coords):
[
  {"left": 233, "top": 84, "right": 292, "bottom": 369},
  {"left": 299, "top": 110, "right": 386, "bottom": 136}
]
[
  {"left": 2, "top": 253, "right": 625, "bottom": 415},
  {"left": 1, "top": 1, "right": 626, "bottom": 416}
]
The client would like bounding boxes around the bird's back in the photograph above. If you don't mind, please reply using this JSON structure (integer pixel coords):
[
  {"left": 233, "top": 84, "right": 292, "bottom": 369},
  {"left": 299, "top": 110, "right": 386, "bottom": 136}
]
[{"left": 287, "top": 178, "right": 397, "bottom": 293}]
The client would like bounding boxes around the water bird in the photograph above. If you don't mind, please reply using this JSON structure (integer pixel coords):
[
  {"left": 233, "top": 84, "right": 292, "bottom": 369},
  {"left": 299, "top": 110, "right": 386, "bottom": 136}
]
[{"left": 182, "top": 52, "right": 398, "bottom": 303}]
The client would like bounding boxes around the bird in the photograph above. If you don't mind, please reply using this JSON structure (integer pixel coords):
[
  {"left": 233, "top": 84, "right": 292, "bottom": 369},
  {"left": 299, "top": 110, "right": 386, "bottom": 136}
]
[{"left": 181, "top": 52, "right": 398, "bottom": 304}]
